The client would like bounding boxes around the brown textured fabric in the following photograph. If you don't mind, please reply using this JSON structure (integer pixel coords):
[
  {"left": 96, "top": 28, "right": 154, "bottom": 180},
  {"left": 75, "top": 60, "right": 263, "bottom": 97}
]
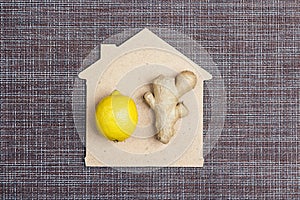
[{"left": 1, "top": 1, "right": 299, "bottom": 199}]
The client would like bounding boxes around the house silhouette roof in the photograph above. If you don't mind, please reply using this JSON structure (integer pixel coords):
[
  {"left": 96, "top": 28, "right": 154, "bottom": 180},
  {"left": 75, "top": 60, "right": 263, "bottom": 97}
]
[{"left": 79, "top": 28, "right": 212, "bottom": 81}]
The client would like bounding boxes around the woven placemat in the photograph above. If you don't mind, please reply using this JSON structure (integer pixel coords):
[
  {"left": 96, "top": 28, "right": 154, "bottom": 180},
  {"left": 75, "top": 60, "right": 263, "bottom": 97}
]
[{"left": 1, "top": 1, "right": 299, "bottom": 199}]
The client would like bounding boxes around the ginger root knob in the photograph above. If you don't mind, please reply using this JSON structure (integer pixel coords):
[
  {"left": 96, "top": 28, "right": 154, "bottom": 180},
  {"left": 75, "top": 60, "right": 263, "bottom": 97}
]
[{"left": 143, "top": 70, "right": 197, "bottom": 144}]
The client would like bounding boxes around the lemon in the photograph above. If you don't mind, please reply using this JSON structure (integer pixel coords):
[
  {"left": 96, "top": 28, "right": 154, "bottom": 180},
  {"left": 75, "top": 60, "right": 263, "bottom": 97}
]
[{"left": 95, "top": 90, "right": 138, "bottom": 142}]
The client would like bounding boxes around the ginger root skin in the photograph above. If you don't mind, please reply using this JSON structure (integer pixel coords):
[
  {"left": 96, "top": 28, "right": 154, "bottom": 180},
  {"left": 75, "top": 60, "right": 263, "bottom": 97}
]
[{"left": 144, "top": 71, "right": 197, "bottom": 144}]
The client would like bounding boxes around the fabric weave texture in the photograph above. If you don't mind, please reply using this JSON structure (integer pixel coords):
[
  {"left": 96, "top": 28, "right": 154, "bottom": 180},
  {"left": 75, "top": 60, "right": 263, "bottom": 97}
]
[{"left": 1, "top": 1, "right": 299, "bottom": 199}]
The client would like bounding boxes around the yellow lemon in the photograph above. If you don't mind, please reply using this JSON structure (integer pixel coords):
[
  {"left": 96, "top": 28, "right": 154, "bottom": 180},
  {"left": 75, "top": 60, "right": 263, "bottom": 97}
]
[{"left": 95, "top": 90, "right": 138, "bottom": 142}]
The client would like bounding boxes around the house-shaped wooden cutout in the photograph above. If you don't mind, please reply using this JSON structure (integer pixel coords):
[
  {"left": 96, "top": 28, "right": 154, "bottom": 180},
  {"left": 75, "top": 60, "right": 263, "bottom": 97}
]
[{"left": 79, "top": 28, "right": 212, "bottom": 167}]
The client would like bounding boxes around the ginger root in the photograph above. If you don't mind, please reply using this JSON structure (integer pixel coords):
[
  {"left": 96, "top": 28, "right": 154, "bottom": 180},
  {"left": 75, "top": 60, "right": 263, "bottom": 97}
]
[{"left": 144, "top": 71, "right": 197, "bottom": 144}]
